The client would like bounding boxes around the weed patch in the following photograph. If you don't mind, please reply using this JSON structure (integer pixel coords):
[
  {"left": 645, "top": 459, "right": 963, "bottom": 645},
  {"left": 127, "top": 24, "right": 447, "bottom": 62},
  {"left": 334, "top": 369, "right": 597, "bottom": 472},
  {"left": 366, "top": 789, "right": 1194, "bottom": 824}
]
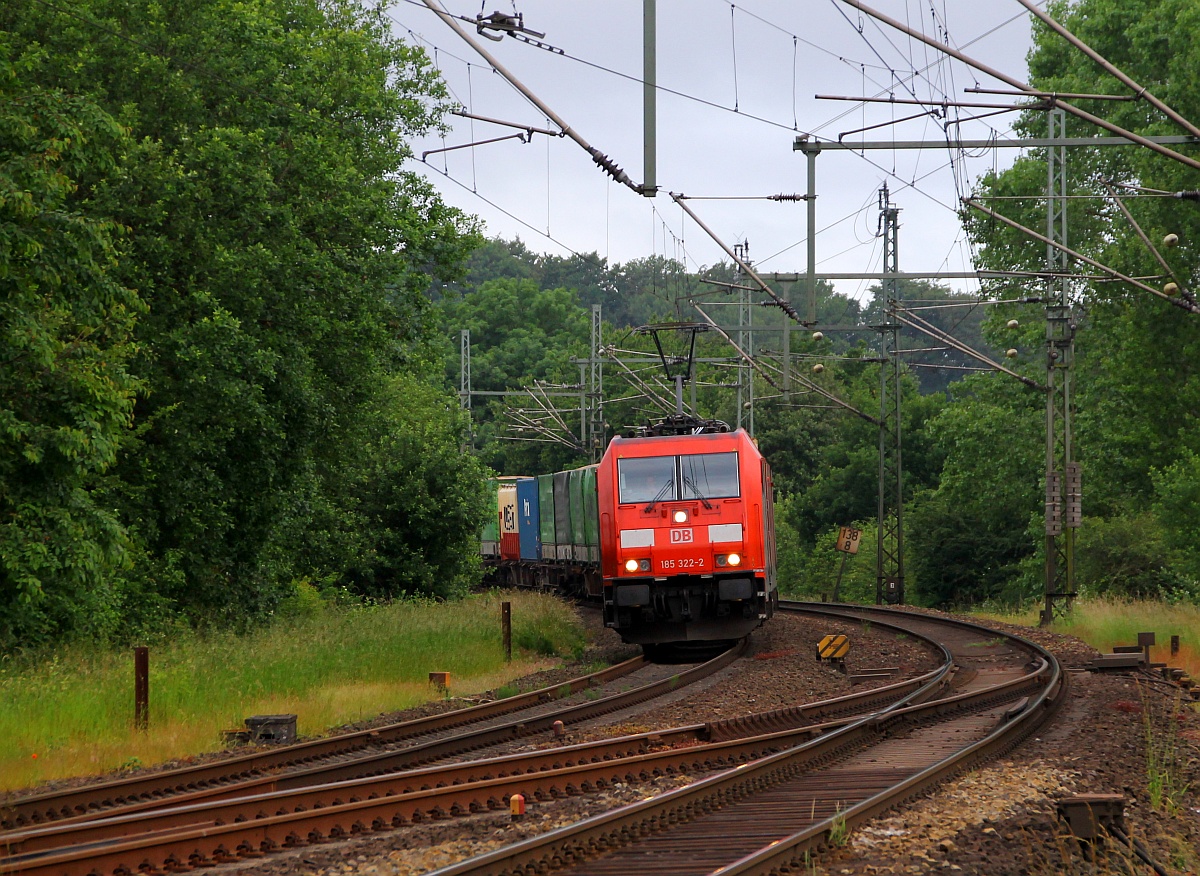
[{"left": 0, "top": 591, "right": 585, "bottom": 792}]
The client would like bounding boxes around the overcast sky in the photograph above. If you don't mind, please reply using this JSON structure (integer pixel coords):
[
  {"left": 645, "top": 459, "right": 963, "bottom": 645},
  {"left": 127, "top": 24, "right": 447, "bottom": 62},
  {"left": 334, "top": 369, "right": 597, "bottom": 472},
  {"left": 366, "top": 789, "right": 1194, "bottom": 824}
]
[{"left": 392, "top": 0, "right": 1042, "bottom": 301}]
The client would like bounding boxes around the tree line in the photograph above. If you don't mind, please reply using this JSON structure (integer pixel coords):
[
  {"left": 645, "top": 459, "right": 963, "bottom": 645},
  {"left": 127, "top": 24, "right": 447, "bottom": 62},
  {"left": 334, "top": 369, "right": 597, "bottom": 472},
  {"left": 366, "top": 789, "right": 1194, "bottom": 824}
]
[{"left": 1, "top": 0, "right": 489, "bottom": 652}]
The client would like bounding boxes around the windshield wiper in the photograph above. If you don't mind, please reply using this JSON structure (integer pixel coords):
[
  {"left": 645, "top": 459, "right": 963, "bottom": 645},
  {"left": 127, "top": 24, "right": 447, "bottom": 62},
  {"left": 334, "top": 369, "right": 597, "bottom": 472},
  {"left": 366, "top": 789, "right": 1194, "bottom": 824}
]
[
  {"left": 682, "top": 476, "right": 714, "bottom": 509},
  {"left": 644, "top": 479, "right": 675, "bottom": 512}
]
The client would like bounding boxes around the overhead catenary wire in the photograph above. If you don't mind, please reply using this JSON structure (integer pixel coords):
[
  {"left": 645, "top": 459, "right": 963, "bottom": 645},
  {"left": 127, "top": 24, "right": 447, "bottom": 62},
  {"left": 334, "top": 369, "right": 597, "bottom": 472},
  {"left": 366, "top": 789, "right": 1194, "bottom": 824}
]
[
  {"left": 836, "top": 0, "right": 1200, "bottom": 172},
  {"left": 692, "top": 302, "right": 880, "bottom": 425},
  {"left": 672, "top": 194, "right": 802, "bottom": 322},
  {"left": 962, "top": 198, "right": 1200, "bottom": 315},
  {"left": 418, "top": 0, "right": 641, "bottom": 191},
  {"left": 420, "top": 0, "right": 1060, "bottom": 405},
  {"left": 1099, "top": 181, "right": 1194, "bottom": 302},
  {"left": 407, "top": 1, "right": 1025, "bottom": 289},
  {"left": 1014, "top": 0, "right": 1200, "bottom": 141},
  {"left": 889, "top": 304, "right": 1046, "bottom": 391}
]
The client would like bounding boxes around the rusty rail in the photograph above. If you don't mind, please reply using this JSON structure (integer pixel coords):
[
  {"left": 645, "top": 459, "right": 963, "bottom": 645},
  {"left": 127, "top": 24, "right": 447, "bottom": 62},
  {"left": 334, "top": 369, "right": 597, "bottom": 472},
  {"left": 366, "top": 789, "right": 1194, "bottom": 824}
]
[
  {"left": 416, "top": 604, "right": 1065, "bottom": 875},
  {"left": 2, "top": 606, "right": 1060, "bottom": 876},
  {"left": 0, "top": 619, "right": 952, "bottom": 876}
]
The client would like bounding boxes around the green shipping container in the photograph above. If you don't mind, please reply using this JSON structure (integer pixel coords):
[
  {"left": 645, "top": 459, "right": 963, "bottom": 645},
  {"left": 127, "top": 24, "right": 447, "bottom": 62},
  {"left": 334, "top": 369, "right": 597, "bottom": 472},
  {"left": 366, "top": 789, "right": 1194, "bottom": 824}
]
[
  {"left": 582, "top": 465, "right": 600, "bottom": 564},
  {"left": 568, "top": 468, "right": 586, "bottom": 561},
  {"left": 538, "top": 474, "right": 556, "bottom": 561},
  {"left": 567, "top": 466, "right": 600, "bottom": 565},
  {"left": 553, "top": 470, "right": 573, "bottom": 562},
  {"left": 481, "top": 478, "right": 499, "bottom": 557}
]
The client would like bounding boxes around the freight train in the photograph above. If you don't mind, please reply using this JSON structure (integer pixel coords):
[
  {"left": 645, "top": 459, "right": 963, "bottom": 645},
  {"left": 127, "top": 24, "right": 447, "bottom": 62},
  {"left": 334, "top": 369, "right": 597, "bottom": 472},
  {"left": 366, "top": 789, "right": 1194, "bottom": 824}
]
[{"left": 481, "top": 418, "right": 778, "bottom": 646}]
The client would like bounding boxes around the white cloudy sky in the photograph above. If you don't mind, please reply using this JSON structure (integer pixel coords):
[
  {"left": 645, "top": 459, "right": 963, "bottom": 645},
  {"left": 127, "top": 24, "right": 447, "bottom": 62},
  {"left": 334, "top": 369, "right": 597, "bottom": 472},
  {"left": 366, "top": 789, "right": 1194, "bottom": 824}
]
[{"left": 392, "top": 0, "right": 1044, "bottom": 301}]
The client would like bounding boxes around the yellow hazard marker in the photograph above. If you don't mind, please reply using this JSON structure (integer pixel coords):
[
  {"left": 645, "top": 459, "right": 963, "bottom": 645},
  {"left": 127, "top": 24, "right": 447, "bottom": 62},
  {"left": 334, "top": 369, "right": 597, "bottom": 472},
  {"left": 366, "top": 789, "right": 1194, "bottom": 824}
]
[{"left": 817, "top": 634, "right": 850, "bottom": 661}]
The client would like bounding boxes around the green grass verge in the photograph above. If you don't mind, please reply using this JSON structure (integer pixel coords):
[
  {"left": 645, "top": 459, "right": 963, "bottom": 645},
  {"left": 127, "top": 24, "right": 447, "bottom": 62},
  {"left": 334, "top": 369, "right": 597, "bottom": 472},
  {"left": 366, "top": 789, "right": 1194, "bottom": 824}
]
[
  {"left": 0, "top": 591, "right": 586, "bottom": 793},
  {"left": 973, "top": 597, "right": 1200, "bottom": 680}
]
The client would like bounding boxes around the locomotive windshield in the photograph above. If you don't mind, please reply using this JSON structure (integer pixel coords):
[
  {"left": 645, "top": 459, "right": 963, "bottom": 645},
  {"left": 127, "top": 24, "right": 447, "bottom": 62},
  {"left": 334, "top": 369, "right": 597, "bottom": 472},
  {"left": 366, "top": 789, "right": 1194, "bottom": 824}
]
[
  {"left": 680, "top": 452, "right": 740, "bottom": 500},
  {"left": 618, "top": 456, "right": 678, "bottom": 504},
  {"left": 618, "top": 452, "right": 739, "bottom": 504}
]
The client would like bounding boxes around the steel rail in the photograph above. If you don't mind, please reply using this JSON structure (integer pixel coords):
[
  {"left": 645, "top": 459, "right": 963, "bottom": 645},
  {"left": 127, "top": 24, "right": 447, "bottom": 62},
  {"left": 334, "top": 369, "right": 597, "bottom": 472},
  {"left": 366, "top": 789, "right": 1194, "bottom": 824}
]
[
  {"left": 2, "top": 607, "right": 1062, "bottom": 876},
  {"left": 712, "top": 604, "right": 1068, "bottom": 875}
]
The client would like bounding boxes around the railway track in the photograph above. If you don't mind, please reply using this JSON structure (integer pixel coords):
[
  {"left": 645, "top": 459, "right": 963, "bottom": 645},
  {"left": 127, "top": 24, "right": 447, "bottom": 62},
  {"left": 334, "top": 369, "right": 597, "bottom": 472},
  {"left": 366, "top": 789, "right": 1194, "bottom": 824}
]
[
  {"left": 1, "top": 603, "right": 1063, "bottom": 876},
  {"left": 418, "top": 602, "right": 1066, "bottom": 876}
]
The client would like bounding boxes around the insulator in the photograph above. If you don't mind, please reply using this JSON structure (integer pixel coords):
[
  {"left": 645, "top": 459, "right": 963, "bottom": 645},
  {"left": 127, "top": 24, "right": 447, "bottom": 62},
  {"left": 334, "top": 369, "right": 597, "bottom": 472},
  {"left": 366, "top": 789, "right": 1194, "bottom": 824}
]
[
  {"left": 1172, "top": 190, "right": 1200, "bottom": 201},
  {"left": 587, "top": 147, "right": 632, "bottom": 187}
]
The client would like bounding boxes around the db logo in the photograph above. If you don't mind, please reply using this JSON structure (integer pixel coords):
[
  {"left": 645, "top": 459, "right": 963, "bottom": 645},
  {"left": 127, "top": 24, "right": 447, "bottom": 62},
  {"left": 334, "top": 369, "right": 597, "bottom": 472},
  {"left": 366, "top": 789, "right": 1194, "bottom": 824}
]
[{"left": 670, "top": 529, "right": 694, "bottom": 544}]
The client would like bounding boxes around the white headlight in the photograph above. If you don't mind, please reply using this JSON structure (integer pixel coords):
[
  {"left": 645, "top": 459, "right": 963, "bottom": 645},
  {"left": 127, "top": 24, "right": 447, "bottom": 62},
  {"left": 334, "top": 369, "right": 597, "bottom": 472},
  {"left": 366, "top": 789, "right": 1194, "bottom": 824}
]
[
  {"left": 673, "top": 510, "right": 688, "bottom": 523},
  {"left": 625, "top": 559, "right": 640, "bottom": 572}
]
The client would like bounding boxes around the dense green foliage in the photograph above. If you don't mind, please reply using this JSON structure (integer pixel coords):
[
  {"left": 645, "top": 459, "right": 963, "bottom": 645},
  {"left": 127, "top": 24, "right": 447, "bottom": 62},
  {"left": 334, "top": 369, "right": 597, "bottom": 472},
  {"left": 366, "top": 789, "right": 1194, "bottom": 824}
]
[
  {"left": 948, "top": 0, "right": 1200, "bottom": 605},
  {"left": 0, "top": 59, "right": 142, "bottom": 642},
  {"left": 1, "top": 0, "right": 486, "bottom": 652}
]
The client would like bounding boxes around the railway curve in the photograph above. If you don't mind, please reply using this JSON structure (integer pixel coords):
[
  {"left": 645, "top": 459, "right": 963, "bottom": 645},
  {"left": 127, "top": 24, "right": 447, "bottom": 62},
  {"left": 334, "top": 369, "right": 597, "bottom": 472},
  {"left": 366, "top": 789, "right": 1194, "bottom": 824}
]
[{"left": 419, "top": 602, "right": 1065, "bottom": 876}]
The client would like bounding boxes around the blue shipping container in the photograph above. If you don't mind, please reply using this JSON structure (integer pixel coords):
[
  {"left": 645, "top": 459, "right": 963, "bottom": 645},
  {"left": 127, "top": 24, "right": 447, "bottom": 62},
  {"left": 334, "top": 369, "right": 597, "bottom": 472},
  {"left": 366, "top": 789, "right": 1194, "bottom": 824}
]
[{"left": 516, "top": 478, "right": 541, "bottom": 561}]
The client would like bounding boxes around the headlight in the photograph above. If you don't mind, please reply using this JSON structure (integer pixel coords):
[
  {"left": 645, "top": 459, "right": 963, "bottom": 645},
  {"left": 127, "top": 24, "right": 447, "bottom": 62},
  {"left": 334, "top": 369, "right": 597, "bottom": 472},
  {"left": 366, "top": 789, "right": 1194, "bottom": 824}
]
[
  {"left": 673, "top": 509, "right": 688, "bottom": 523},
  {"left": 624, "top": 558, "right": 651, "bottom": 572},
  {"left": 625, "top": 559, "right": 639, "bottom": 572},
  {"left": 727, "top": 552, "right": 741, "bottom": 567},
  {"left": 716, "top": 553, "right": 742, "bottom": 568}
]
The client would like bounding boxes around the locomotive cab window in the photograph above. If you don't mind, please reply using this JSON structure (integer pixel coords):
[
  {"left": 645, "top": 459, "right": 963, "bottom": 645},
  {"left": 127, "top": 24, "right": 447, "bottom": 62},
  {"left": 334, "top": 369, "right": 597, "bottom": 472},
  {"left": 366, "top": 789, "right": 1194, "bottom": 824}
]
[
  {"left": 680, "top": 452, "right": 740, "bottom": 500},
  {"left": 618, "top": 456, "right": 679, "bottom": 504},
  {"left": 618, "top": 452, "right": 740, "bottom": 504}
]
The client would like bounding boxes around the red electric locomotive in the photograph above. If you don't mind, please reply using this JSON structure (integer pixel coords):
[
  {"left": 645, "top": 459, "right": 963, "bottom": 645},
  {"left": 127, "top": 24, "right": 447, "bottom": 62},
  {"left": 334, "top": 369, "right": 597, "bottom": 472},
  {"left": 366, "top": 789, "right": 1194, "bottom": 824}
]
[{"left": 596, "top": 421, "right": 778, "bottom": 645}]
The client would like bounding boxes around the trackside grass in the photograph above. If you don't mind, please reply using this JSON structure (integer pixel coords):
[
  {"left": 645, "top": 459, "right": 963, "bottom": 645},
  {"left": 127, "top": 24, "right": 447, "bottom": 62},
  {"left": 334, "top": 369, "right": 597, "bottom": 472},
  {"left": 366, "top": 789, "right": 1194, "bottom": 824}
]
[
  {"left": 974, "top": 597, "right": 1200, "bottom": 681},
  {"left": 0, "top": 591, "right": 586, "bottom": 794}
]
